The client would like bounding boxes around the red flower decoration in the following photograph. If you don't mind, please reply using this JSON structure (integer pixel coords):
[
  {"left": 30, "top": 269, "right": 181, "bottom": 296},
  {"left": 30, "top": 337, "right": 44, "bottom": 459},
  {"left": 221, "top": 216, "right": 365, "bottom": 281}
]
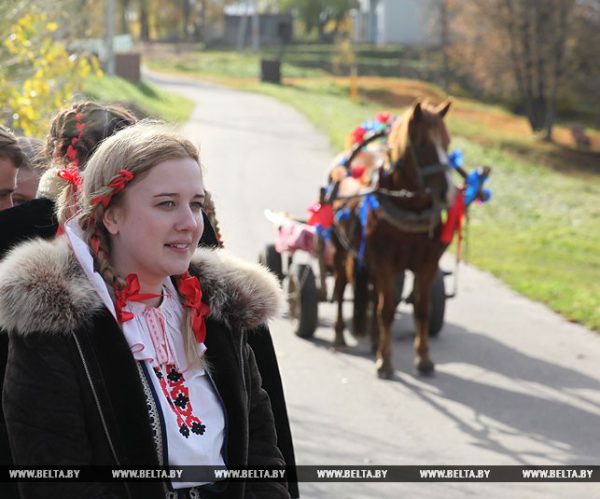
[
  {"left": 376, "top": 111, "right": 392, "bottom": 124},
  {"left": 113, "top": 274, "right": 161, "bottom": 323},
  {"left": 92, "top": 170, "right": 134, "bottom": 208},
  {"left": 351, "top": 126, "right": 366, "bottom": 146},
  {"left": 177, "top": 272, "right": 211, "bottom": 344},
  {"left": 351, "top": 164, "right": 366, "bottom": 179}
]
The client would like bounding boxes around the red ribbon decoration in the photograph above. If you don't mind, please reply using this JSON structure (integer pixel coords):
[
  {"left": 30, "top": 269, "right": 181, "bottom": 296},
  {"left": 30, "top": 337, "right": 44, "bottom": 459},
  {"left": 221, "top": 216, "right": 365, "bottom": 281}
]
[
  {"left": 307, "top": 202, "right": 334, "bottom": 229},
  {"left": 177, "top": 272, "right": 211, "bottom": 345},
  {"left": 113, "top": 274, "right": 162, "bottom": 323},
  {"left": 92, "top": 170, "right": 135, "bottom": 208},
  {"left": 440, "top": 189, "right": 466, "bottom": 258}
]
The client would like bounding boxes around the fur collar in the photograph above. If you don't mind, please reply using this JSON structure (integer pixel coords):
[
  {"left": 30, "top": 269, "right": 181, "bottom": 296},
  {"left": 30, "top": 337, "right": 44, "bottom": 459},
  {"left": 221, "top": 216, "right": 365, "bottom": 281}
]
[{"left": 0, "top": 237, "right": 282, "bottom": 336}]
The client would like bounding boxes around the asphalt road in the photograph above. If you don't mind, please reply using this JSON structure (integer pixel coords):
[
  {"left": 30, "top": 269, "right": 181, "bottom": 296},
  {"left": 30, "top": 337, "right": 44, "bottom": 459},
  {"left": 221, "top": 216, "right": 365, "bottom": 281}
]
[{"left": 147, "top": 70, "right": 600, "bottom": 499}]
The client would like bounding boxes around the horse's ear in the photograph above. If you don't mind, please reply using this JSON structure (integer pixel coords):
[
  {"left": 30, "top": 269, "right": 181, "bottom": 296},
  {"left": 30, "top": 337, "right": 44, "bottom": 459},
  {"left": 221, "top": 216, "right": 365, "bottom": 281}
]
[
  {"left": 436, "top": 100, "right": 452, "bottom": 118},
  {"left": 412, "top": 102, "right": 423, "bottom": 122}
]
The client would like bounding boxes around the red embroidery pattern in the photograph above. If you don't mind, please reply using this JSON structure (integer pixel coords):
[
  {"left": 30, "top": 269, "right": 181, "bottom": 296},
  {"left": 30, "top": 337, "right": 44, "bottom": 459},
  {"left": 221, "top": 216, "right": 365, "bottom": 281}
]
[{"left": 153, "top": 365, "right": 206, "bottom": 438}]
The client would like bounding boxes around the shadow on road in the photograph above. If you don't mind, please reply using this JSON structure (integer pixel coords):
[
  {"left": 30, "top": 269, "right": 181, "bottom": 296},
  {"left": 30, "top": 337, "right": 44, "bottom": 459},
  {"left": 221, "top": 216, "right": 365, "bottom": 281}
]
[{"left": 299, "top": 311, "right": 600, "bottom": 463}]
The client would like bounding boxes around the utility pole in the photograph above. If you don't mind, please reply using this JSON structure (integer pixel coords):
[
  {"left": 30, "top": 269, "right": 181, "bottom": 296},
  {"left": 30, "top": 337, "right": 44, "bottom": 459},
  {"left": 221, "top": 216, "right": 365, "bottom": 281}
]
[
  {"left": 251, "top": 0, "right": 260, "bottom": 53},
  {"left": 105, "top": 0, "right": 116, "bottom": 75}
]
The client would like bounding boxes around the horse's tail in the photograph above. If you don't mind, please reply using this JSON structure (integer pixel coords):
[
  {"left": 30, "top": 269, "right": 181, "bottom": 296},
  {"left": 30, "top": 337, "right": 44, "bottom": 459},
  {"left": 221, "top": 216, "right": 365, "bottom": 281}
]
[{"left": 351, "top": 258, "right": 370, "bottom": 338}]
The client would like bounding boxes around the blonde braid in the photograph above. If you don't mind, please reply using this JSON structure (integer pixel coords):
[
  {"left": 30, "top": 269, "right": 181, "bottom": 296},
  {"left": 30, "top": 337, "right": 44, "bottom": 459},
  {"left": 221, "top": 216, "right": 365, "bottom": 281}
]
[{"left": 79, "top": 185, "right": 126, "bottom": 294}]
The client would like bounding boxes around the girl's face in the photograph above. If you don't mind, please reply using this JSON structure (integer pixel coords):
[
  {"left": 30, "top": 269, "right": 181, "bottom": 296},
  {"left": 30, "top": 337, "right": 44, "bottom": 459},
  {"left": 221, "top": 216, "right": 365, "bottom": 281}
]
[{"left": 103, "top": 157, "right": 205, "bottom": 291}]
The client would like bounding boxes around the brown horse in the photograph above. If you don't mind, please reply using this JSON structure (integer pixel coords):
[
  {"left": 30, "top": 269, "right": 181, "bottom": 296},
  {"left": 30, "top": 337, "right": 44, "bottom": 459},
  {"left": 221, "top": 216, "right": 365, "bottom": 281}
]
[{"left": 331, "top": 101, "right": 455, "bottom": 378}]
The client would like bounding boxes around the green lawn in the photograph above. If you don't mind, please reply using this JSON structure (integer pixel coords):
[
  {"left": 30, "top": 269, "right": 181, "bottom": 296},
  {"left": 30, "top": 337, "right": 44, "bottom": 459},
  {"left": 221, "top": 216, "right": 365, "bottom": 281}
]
[
  {"left": 145, "top": 49, "right": 600, "bottom": 331},
  {"left": 83, "top": 75, "right": 194, "bottom": 123}
]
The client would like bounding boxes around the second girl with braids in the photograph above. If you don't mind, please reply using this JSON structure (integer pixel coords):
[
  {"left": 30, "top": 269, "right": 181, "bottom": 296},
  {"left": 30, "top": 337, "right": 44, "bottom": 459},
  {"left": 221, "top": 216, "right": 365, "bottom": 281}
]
[{"left": 0, "top": 122, "right": 290, "bottom": 499}]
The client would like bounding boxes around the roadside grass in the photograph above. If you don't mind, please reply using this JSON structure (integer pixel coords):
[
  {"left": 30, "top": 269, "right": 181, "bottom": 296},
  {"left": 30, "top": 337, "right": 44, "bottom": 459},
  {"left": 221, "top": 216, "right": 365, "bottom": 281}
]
[
  {"left": 144, "top": 48, "right": 600, "bottom": 331},
  {"left": 83, "top": 75, "right": 194, "bottom": 123}
]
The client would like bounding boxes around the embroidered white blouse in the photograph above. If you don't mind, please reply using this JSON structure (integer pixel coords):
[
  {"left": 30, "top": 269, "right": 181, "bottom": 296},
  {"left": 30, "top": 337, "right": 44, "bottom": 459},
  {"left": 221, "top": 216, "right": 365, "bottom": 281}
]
[{"left": 64, "top": 219, "right": 226, "bottom": 489}]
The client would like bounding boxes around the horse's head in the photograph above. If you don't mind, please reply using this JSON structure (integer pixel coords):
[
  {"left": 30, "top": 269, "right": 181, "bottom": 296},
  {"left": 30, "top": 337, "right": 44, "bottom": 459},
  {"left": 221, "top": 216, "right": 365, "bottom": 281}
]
[{"left": 386, "top": 100, "right": 456, "bottom": 207}]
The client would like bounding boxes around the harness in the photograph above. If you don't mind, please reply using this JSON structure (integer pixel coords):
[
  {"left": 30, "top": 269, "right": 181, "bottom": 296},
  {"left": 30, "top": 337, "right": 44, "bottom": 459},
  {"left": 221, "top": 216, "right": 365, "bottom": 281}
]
[{"left": 328, "top": 129, "right": 452, "bottom": 261}]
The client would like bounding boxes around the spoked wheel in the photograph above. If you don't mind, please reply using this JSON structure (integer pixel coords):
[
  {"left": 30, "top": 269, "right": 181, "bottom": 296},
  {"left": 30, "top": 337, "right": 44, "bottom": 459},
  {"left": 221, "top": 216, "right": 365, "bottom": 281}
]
[
  {"left": 258, "top": 244, "right": 284, "bottom": 282},
  {"left": 287, "top": 264, "right": 318, "bottom": 338}
]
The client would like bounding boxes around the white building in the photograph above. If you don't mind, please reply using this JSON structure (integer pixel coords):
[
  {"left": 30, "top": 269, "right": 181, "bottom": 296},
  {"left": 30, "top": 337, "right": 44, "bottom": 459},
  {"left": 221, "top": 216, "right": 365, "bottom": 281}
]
[{"left": 352, "top": 0, "right": 433, "bottom": 46}]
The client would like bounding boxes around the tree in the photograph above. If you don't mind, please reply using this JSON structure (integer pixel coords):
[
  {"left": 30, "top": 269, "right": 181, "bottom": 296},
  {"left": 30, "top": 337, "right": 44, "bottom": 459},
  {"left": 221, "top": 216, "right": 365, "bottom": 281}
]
[
  {"left": 0, "top": 4, "right": 102, "bottom": 136},
  {"left": 278, "top": 0, "right": 357, "bottom": 41},
  {"left": 139, "top": 0, "right": 152, "bottom": 41},
  {"left": 450, "top": 0, "right": 577, "bottom": 140}
]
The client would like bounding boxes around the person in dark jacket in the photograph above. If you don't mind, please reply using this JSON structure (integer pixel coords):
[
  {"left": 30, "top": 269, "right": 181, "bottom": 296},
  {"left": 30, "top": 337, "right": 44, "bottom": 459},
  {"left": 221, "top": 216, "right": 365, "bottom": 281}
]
[
  {"left": 0, "top": 126, "right": 27, "bottom": 211},
  {"left": 0, "top": 122, "right": 289, "bottom": 499}
]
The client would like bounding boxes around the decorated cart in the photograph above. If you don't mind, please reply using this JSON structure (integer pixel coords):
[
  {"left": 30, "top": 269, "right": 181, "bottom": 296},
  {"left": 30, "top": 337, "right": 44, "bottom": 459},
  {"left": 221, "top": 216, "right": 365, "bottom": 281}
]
[{"left": 259, "top": 112, "right": 492, "bottom": 341}]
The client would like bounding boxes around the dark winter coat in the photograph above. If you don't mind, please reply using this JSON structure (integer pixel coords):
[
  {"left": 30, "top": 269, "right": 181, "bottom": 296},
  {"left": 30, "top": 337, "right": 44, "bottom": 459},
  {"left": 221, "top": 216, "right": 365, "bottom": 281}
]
[
  {"left": 0, "top": 236, "right": 290, "bottom": 499},
  {"left": 0, "top": 203, "right": 298, "bottom": 498}
]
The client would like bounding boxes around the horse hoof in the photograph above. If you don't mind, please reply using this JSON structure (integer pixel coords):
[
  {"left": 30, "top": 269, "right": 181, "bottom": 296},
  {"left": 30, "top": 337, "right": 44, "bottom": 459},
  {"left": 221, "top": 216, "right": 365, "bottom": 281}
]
[
  {"left": 415, "top": 358, "right": 435, "bottom": 376},
  {"left": 376, "top": 365, "right": 394, "bottom": 379},
  {"left": 332, "top": 338, "right": 347, "bottom": 349}
]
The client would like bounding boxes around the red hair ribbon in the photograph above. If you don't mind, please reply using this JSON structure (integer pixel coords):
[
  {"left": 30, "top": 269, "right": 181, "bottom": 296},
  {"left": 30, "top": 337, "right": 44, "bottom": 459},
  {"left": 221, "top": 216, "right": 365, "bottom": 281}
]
[
  {"left": 64, "top": 113, "right": 85, "bottom": 168},
  {"left": 177, "top": 272, "right": 211, "bottom": 344},
  {"left": 92, "top": 170, "right": 135, "bottom": 208},
  {"left": 66, "top": 145, "right": 79, "bottom": 167},
  {"left": 57, "top": 164, "right": 82, "bottom": 189},
  {"left": 114, "top": 274, "right": 162, "bottom": 323},
  {"left": 90, "top": 231, "right": 101, "bottom": 255}
]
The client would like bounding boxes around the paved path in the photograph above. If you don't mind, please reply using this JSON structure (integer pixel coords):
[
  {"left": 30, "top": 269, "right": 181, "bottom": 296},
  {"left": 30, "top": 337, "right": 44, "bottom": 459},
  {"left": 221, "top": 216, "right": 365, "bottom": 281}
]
[{"left": 147, "top": 70, "right": 600, "bottom": 498}]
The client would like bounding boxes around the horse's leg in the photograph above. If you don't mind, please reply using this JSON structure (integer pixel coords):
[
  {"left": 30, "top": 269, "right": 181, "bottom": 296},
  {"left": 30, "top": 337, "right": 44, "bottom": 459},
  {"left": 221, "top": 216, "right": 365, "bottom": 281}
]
[
  {"left": 317, "top": 236, "right": 328, "bottom": 301},
  {"left": 351, "top": 260, "right": 369, "bottom": 337},
  {"left": 413, "top": 266, "right": 436, "bottom": 375},
  {"left": 374, "top": 267, "right": 396, "bottom": 378},
  {"left": 368, "top": 280, "right": 379, "bottom": 355},
  {"left": 333, "top": 249, "right": 348, "bottom": 348}
]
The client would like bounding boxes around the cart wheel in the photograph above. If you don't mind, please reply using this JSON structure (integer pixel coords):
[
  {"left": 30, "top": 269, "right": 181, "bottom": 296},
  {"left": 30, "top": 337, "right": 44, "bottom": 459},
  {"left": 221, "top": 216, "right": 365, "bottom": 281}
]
[
  {"left": 429, "top": 269, "right": 446, "bottom": 337},
  {"left": 287, "top": 264, "right": 318, "bottom": 338},
  {"left": 259, "top": 244, "right": 284, "bottom": 282}
]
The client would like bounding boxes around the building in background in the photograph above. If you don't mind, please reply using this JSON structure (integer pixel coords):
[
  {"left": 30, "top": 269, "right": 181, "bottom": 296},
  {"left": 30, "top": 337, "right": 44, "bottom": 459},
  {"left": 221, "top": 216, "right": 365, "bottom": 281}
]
[
  {"left": 223, "top": 3, "right": 293, "bottom": 47},
  {"left": 352, "top": 0, "right": 432, "bottom": 45}
]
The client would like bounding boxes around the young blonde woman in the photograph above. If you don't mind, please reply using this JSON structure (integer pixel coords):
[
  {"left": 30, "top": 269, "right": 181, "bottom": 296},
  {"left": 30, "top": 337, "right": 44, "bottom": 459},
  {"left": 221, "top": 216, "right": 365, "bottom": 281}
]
[{"left": 0, "top": 123, "right": 289, "bottom": 499}]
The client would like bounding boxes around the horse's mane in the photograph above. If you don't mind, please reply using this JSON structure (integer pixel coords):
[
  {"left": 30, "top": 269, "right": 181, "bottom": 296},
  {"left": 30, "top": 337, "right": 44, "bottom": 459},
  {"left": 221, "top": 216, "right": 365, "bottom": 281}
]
[{"left": 388, "top": 101, "right": 442, "bottom": 165}]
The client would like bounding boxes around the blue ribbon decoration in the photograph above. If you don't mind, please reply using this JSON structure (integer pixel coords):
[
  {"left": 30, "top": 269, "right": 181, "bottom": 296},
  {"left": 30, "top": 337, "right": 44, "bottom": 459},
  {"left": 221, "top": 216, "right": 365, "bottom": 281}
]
[
  {"left": 358, "top": 194, "right": 380, "bottom": 262},
  {"left": 448, "top": 149, "right": 464, "bottom": 169},
  {"left": 464, "top": 168, "right": 492, "bottom": 205},
  {"left": 315, "top": 225, "right": 332, "bottom": 240},
  {"left": 335, "top": 207, "right": 352, "bottom": 222}
]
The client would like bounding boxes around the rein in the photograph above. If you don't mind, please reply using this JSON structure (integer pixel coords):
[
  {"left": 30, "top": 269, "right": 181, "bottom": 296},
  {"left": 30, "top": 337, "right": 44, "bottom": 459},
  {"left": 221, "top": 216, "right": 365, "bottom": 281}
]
[{"left": 327, "top": 122, "right": 452, "bottom": 259}]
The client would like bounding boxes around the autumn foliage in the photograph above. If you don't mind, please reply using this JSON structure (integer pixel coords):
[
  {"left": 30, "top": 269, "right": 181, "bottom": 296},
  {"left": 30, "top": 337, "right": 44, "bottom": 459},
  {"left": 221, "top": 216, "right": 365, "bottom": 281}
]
[{"left": 0, "top": 11, "right": 102, "bottom": 137}]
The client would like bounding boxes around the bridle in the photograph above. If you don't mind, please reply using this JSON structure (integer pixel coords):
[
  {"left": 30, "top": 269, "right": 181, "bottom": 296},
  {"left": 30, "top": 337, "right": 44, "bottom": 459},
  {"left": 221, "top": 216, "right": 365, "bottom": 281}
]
[
  {"left": 388, "top": 136, "right": 451, "bottom": 199},
  {"left": 328, "top": 125, "right": 453, "bottom": 242}
]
